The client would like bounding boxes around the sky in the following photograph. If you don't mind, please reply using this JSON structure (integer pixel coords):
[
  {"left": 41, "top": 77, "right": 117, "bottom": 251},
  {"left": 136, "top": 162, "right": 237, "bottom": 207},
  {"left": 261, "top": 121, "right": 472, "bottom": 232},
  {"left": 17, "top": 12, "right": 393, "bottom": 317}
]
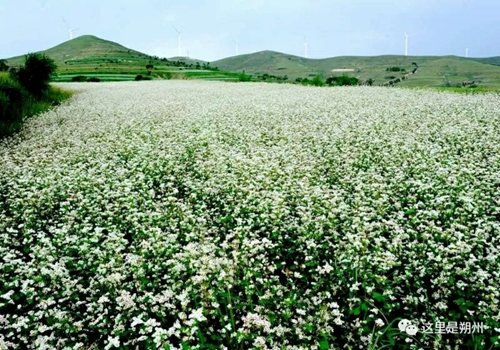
[{"left": 1, "top": 0, "right": 499, "bottom": 61}]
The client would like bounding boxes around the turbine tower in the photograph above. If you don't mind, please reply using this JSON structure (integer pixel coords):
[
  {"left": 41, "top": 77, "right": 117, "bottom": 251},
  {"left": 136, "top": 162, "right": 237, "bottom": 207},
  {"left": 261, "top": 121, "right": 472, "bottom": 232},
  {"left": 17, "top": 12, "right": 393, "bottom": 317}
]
[
  {"left": 172, "top": 25, "right": 181, "bottom": 56},
  {"left": 69, "top": 29, "right": 79, "bottom": 40},
  {"left": 62, "top": 17, "right": 78, "bottom": 40},
  {"left": 466, "top": 48, "right": 469, "bottom": 58},
  {"left": 303, "top": 37, "right": 308, "bottom": 58},
  {"left": 233, "top": 40, "right": 239, "bottom": 56},
  {"left": 405, "top": 32, "right": 409, "bottom": 56}
]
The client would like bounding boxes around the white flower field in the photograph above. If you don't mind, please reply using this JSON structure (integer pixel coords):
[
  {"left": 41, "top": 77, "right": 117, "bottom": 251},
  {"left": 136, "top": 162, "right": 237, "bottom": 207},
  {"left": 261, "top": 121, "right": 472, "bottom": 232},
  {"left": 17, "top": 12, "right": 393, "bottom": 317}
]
[{"left": 1, "top": 80, "right": 500, "bottom": 349}]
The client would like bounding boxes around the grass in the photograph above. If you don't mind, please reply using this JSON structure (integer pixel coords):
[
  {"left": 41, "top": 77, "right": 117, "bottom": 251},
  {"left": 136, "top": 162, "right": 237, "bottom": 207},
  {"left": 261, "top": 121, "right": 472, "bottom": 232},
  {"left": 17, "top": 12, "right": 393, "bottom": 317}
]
[
  {"left": 212, "top": 51, "right": 500, "bottom": 87},
  {"left": 0, "top": 74, "right": 74, "bottom": 138},
  {"left": 432, "top": 86, "right": 500, "bottom": 94},
  {"left": 53, "top": 74, "right": 140, "bottom": 82}
]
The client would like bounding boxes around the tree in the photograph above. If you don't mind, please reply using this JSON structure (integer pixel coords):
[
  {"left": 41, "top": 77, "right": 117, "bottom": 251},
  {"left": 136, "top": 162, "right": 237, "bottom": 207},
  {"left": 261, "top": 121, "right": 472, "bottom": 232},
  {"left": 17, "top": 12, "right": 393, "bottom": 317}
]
[
  {"left": 12, "top": 53, "right": 57, "bottom": 97},
  {"left": 326, "top": 74, "right": 360, "bottom": 86},
  {"left": 0, "top": 59, "right": 8, "bottom": 72},
  {"left": 311, "top": 74, "right": 324, "bottom": 87}
]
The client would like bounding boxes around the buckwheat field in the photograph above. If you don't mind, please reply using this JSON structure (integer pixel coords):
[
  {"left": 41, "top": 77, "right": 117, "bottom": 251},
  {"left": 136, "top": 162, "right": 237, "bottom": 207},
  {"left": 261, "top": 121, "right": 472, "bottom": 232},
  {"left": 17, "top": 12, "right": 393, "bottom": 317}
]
[{"left": 1, "top": 81, "right": 500, "bottom": 350}]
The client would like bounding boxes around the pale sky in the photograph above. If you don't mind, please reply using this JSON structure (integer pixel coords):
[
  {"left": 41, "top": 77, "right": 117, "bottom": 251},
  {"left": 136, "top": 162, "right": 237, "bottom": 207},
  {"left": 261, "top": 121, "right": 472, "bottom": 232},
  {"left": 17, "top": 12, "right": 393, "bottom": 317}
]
[{"left": 1, "top": 0, "right": 499, "bottom": 61}]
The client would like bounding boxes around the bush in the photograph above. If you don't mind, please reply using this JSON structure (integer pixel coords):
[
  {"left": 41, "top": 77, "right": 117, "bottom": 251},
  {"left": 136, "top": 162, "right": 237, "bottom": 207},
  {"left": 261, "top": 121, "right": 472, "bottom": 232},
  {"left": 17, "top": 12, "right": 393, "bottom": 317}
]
[
  {"left": 72, "top": 75, "right": 88, "bottom": 82},
  {"left": 12, "top": 53, "right": 57, "bottom": 97},
  {"left": 0, "top": 59, "right": 8, "bottom": 72},
  {"left": 135, "top": 75, "right": 152, "bottom": 81},
  {"left": 0, "top": 84, "right": 24, "bottom": 123},
  {"left": 311, "top": 74, "right": 325, "bottom": 87},
  {"left": 0, "top": 74, "right": 73, "bottom": 138},
  {"left": 87, "top": 77, "right": 101, "bottom": 82},
  {"left": 326, "top": 74, "right": 360, "bottom": 86},
  {"left": 238, "top": 73, "right": 252, "bottom": 82},
  {"left": 386, "top": 66, "right": 404, "bottom": 72}
]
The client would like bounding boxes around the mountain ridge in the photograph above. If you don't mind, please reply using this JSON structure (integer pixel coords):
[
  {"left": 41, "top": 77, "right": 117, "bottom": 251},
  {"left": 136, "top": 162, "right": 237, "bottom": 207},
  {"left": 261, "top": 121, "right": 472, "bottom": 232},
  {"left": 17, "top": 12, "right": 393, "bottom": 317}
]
[{"left": 3, "top": 35, "right": 500, "bottom": 87}]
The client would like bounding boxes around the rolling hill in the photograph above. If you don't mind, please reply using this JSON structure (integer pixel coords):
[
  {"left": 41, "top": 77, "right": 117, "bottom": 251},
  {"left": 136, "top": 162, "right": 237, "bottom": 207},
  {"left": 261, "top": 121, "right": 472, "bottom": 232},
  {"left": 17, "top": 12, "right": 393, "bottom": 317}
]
[
  {"left": 212, "top": 51, "right": 500, "bottom": 88},
  {"left": 3, "top": 35, "right": 500, "bottom": 88},
  {"left": 2, "top": 35, "right": 239, "bottom": 82}
]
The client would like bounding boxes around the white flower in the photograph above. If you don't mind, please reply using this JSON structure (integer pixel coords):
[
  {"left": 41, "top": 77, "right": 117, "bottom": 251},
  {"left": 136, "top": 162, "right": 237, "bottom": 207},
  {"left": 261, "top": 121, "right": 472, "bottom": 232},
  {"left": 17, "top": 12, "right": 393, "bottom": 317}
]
[
  {"left": 189, "top": 308, "right": 207, "bottom": 323},
  {"left": 104, "top": 336, "right": 120, "bottom": 349}
]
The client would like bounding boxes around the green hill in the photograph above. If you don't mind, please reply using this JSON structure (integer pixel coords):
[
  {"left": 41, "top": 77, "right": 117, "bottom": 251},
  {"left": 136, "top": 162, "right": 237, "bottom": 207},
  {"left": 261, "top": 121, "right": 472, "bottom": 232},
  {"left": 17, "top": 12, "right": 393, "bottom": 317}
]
[
  {"left": 4, "top": 35, "right": 500, "bottom": 88},
  {"left": 470, "top": 57, "right": 500, "bottom": 66},
  {"left": 212, "top": 51, "right": 500, "bottom": 88},
  {"left": 3, "top": 35, "right": 237, "bottom": 82}
]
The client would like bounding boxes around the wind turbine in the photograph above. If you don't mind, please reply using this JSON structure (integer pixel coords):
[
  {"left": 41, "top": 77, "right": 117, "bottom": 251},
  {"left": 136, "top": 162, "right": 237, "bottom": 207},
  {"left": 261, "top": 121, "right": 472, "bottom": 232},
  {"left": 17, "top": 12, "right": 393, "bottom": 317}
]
[
  {"left": 233, "top": 40, "right": 239, "bottom": 56},
  {"left": 62, "top": 17, "right": 78, "bottom": 40},
  {"left": 172, "top": 25, "right": 181, "bottom": 56},
  {"left": 466, "top": 48, "right": 469, "bottom": 58},
  {"left": 68, "top": 29, "right": 79, "bottom": 40},
  {"left": 303, "top": 37, "right": 308, "bottom": 58},
  {"left": 405, "top": 32, "right": 409, "bottom": 56}
]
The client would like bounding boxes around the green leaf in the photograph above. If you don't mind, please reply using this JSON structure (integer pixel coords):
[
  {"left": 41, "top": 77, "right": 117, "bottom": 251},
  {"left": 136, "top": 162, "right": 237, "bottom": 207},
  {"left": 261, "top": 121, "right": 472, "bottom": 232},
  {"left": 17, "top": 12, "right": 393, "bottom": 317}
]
[
  {"left": 319, "top": 339, "right": 329, "bottom": 350},
  {"left": 351, "top": 307, "right": 360, "bottom": 315},
  {"left": 373, "top": 292, "right": 386, "bottom": 302},
  {"left": 388, "top": 333, "right": 396, "bottom": 346}
]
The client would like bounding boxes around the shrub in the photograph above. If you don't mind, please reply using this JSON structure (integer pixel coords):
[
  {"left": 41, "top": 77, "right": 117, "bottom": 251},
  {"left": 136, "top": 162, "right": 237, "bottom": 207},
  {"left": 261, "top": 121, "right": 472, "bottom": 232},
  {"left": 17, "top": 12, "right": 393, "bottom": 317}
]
[
  {"left": 0, "top": 59, "right": 8, "bottom": 72},
  {"left": 165, "top": 72, "right": 173, "bottom": 80},
  {"left": 135, "top": 75, "right": 152, "bottom": 81},
  {"left": 87, "top": 77, "right": 101, "bottom": 82},
  {"left": 326, "top": 74, "right": 360, "bottom": 86},
  {"left": 0, "top": 84, "right": 24, "bottom": 122},
  {"left": 72, "top": 75, "right": 88, "bottom": 82},
  {"left": 0, "top": 74, "right": 73, "bottom": 138},
  {"left": 238, "top": 73, "right": 252, "bottom": 82},
  {"left": 314, "top": 75, "right": 325, "bottom": 86},
  {"left": 386, "top": 66, "right": 404, "bottom": 72},
  {"left": 12, "top": 53, "right": 57, "bottom": 97}
]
